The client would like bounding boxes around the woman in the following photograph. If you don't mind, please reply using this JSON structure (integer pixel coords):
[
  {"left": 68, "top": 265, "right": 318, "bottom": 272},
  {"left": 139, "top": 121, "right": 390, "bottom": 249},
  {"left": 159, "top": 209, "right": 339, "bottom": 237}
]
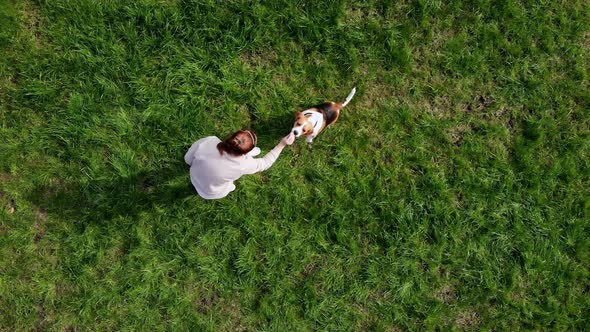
[{"left": 184, "top": 130, "right": 295, "bottom": 199}]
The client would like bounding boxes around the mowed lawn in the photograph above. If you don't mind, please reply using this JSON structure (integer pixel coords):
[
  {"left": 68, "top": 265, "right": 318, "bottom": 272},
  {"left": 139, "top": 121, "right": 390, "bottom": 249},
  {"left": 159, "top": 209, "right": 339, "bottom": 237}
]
[{"left": 1, "top": 0, "right": 589, "bottom": 330}]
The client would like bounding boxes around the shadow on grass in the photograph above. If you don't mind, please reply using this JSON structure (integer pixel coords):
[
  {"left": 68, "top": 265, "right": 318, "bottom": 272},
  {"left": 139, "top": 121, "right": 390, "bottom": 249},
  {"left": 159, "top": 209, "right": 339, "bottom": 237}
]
[
  {"left": 27, "top": 160, "right": 195, "bottom": 225},
  {"left": 250, "top": 110, "right": 295, "bottom": 144},
  {"left": 26, "top": 112, "right": 296, "bottom": 226}
]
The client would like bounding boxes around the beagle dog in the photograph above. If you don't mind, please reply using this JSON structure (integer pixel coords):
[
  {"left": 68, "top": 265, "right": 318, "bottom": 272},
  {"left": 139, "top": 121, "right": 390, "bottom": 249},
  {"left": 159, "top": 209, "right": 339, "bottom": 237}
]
[{"left": 291, "top": 87, "right": 356, "bottom": 143}]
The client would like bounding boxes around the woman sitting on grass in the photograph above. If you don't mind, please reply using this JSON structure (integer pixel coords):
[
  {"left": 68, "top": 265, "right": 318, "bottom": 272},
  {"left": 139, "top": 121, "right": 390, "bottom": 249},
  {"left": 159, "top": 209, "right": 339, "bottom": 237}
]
[{"left": 184, "top": 130, "right": 295, "bottom": 199}]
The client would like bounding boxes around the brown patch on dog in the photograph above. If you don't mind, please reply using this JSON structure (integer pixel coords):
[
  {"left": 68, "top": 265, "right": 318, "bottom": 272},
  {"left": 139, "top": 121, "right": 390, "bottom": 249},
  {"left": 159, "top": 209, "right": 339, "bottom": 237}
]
[
  {"left": 302, "top": 122, "right": 314, "bottom": 136},
  {"left": 294, "top": 112, "right": 306, "bottom": 126},
  {"left": 455, "top": 310, "right": 481, "bottom": 330},
  {"left": 293, "top": 111, "right": 316, "bottom": 136}
]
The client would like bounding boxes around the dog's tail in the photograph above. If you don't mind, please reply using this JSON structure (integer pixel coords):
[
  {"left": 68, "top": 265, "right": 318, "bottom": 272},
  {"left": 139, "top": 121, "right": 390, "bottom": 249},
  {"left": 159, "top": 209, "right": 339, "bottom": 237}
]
[{"left": 341, "top": 87, "right": 357, "bottom": 107}]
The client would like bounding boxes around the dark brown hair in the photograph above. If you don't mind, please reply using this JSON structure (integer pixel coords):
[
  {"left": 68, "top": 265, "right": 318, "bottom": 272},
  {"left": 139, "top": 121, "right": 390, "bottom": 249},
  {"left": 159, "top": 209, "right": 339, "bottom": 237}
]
[{"left": 217, "top": 130, "right": 257, "bottom": 156}]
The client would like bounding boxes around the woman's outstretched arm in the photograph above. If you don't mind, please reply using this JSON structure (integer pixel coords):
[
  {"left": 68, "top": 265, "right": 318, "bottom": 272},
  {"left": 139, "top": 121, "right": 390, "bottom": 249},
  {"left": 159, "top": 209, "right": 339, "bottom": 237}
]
[{"left": 242, "top": 133, "right": 295, "bottom": 175}]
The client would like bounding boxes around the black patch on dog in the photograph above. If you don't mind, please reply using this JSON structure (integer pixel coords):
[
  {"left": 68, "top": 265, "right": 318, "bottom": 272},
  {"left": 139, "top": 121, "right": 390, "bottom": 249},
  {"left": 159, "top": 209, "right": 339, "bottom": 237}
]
[{"left": 312, "top": 102, "right": 340, "bottom": 126}]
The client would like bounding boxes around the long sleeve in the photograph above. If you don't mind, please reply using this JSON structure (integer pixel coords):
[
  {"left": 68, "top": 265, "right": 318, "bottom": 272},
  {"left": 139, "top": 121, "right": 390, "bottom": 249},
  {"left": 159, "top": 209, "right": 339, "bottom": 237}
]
[
  {"left": 241, "top": 143, "right": 286, "bottom": 175},
  {"left": 184, "top": 141, "right": 200, "bottom": 165}
]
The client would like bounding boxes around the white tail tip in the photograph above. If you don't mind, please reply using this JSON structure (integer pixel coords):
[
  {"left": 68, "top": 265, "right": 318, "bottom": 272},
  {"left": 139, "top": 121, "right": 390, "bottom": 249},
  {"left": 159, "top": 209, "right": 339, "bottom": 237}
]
[{"left": 342, "top": 87, "right": 357, "bottom": 107}]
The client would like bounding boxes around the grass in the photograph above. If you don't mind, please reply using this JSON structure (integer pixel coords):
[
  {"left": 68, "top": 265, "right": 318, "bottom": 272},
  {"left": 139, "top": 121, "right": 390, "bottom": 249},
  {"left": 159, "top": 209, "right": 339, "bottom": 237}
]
[{"left": 0, "top": 0, "right": 589, "bottom": 330}]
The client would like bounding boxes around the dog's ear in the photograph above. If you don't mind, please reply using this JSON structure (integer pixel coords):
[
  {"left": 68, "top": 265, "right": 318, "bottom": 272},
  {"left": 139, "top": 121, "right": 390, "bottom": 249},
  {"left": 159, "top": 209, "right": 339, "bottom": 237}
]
[{"left": 296, "top": 111, "right": 302, "bottom": 117}]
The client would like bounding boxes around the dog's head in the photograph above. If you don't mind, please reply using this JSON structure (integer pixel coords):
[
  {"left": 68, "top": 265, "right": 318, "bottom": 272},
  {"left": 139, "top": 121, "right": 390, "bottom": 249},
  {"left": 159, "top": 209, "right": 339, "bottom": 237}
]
[{"left": 291, "top": 111, "right": 314, "bottom": 138}]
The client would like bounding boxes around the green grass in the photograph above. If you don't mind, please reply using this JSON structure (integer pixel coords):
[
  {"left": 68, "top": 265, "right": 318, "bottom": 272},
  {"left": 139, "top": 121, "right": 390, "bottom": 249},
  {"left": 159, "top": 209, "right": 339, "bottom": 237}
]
[{"left": 1, "top": 0, "right": 589, "bottom": 330}]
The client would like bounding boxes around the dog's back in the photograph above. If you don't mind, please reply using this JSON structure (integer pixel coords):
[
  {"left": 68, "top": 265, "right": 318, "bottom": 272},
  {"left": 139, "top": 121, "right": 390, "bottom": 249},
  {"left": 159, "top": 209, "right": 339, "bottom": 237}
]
[
  {"left": 313, "top": 102, "right": 340, "bottom": 126},
  {"left": 314, "top": 88, "right": 357, "bottom": 126}
]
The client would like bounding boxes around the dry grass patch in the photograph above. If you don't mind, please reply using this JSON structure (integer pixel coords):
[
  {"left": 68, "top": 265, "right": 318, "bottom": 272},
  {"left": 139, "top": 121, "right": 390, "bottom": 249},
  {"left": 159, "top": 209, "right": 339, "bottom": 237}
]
[
  {"left": 0, "top": 172, "right": 17, "bottom": 214},
  {"left": 18, "top": 2, "right": 43, "bottom": 48},
  {"left": 412, "top": 26, "right": 456, "bottom": 70},
  {"left": 239, "top": 49, "right": 293, "bottom": 87},
  {"left": 583, "top": 31, "right": 590, "bottom": 50},
  {"left": 194, "top": 290, "right": 221, "bottom": 314},
  {"left": 424, "top": 95, "right": 455, "bottom": 118},
  {"left": 3, "top": 197, "right": 16, "bottom": 215},
  {"left": 384, "top": 325, "right": 404, "bottom": 332},
  {"left": 433, "top": 285, "right": 457, "bottom": 304},
  {"left": 397, "top": 79, "right": 459, "bottom": 119},
  {"left": 0, "top": 73, "right": 19, "bottom": 94},
  {"left": 508, "top": 276, "right": 529, "bottom": 303},
  {"left": 239, "top": 50, "right": 277, "bottom": 69},
  {"left": 455, "top": 309, "right": 481, "bottom": 330},
  {"left": 355, "top": 79, "right": 396, "bottom": 111},
  {"left": 354, "top": 303, "right": 372, "bottom": 327},
  {"left": 143, "top": 0, "right": 180, "bottom": 5},
  {"left": 33, "top": 209, "right": 48, "bottom": 243},
  {"left": 447, "top": 123, "right": 472, "bottom": 146},
  {"left": 216, "top": 297, "right": 246, "bottom": 331},
  {"left": 463, "top": 95, "right": 495, "bottom": 114},
  {"left": 300, "top": 261, "right": 318, "bottom": 277},
  {"left": 33, "top": 304, "right": 53, "bottom": 332},
  {"left": 344, "top": 6, "right": 381, "bottom": 26}
]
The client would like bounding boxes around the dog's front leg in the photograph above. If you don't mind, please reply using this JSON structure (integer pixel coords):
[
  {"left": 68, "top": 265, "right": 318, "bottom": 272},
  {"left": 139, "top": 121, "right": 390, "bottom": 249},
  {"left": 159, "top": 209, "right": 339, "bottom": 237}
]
[{"left": 306, "top": 136, "right": 314, "bottom": 143}]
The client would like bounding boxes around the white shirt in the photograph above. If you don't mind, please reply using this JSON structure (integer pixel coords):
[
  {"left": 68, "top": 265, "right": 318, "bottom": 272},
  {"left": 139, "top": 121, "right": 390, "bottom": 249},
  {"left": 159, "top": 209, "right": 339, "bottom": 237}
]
[{"left": 184, "top": 136, "right": 284, "bottom": 199}]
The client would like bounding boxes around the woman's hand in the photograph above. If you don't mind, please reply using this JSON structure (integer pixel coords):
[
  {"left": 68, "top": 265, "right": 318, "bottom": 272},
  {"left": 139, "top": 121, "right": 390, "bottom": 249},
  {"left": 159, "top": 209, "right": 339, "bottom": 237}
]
[{"left": 281, "top": 132, "right": 295, "bottom": 146}]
